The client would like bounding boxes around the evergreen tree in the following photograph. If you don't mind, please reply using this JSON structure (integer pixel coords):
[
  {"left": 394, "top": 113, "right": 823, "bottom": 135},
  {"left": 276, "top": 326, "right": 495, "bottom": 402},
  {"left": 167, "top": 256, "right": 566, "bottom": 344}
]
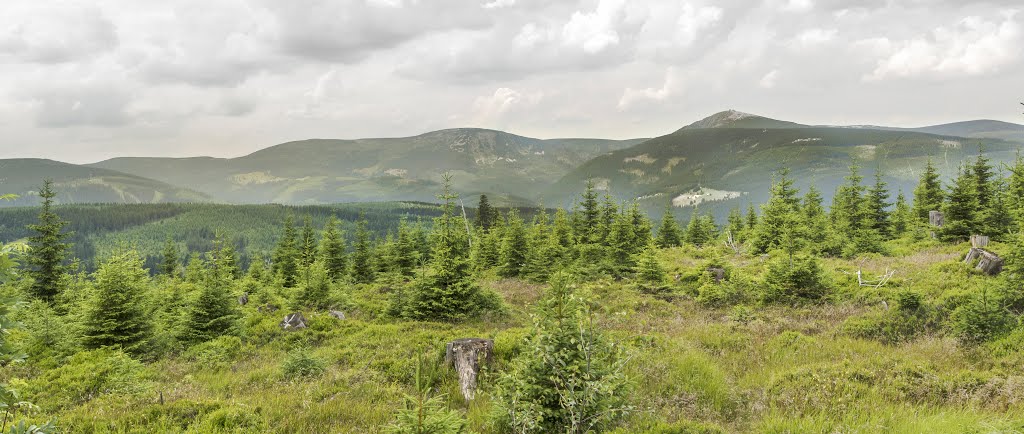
[
  {"left": 606, "top": 209, "right": 639, "bottom": 277},
  {"left": 522, "top": 209, "right": 555, "bottom": 282},
  {"left": 181, "top": 263, "right": 238, "bottom": 346},
  {"left": 82, "top": 251, "right": 153, "bottom": 357},
  {"left": 472, "top": 226, "right": 501, "bottom": 271},
  {"left": 942, "top": 165, "right": 980, "bottom": 242},
  {"left": 394, "top": 218, "right": 420, "bottom": 277},
  {"left": 159, "top": 236, "right": 179, "bottom": 278},
  {"left": 802, "top": 184, "right": 829, "bottom": 246},
  {"left": 866, "top": 168, "right": 892, "bottom": 238},
  {"left": 831, "top": 164, "right": 882, "bottom": 256},
  {"left": 745, "top": 203, "right": 759, "bottom": 235},
  {"left": 654, "top": 203, "right": 682, "bottom": 248},
  {"left": 551, "top": 208, "right": 576, "bottom": 253},
  {"left": 891, "top": 191, "right": 913, "bottom": 236},
  {"left": 912, "top": 158, "right": 944, "bottom": 221},
  {"left": 299, "top": 216, "right": 318, "bottom": 267},
  {"left": 210, "top": 233, "right": 241, "bottom": 280},
  {"left": 498, "top": 209, "right": 529, "bottom": 278},
  {"left": 404, "top": 174, "right": 489, "bottom": 321},
  {"left": 319, "top": 215, "right": 347, "bottom": 281},
  {"left": 1007, "top": 151, "right": 1024, "bottom": 230},
  {"left": 726, "top": 206, "right": 744, "bottom": 244},
  {"left": 578, "top": 180, "right": 601, "bottom": 241},
  {"left": 970, "top": 148, "right": 999, "bottom": 234},
  {"left": 294, "top": 260, "right": 332, "bottom": 310},
  {"left": 272, "top": 216, "right": 300, "bottom": 287},
  {"left": 597, "top": 193, "right": 619, "bottom": 244},
  {"left": 26, "top": 180, "right": 72, "bottom": 302},
  {"left": 627, "top": 202, "right": 653, "bottom": 251},
  {"left": 751, "top": 169, "right": 802, "bottom": 254},
  {"left": 684, "top": 207, "right": 717, "bottom": 247},
  {"left": 474, "top": 194, "right": 497, "bottom": 231},
  {"left": 494, "top": 273, "right": 630, "bottom": 432},
  {"left": 351, "top": 214, "right": 375, "bottom": 284},
  {"left": 635, "top": 245, "right": 668, "bottom": 293},
  {"left": 184, "top": 252, "right": 206, "bottom": 284}
]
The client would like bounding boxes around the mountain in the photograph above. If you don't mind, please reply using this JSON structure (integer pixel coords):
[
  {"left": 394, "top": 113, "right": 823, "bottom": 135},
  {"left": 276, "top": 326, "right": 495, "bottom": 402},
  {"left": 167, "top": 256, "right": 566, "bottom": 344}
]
[
  {"left": 0, "top": 159, "right": 212, "bottom": 206},
  {"left": 550, "top": 110, "right": 1024, "bottom": 216},
  {"left": 90, "top": 129, "right": 647, "bottom": 205},
  {"left": 908, "top": 119, "right": 1024, "bottom": 142}
]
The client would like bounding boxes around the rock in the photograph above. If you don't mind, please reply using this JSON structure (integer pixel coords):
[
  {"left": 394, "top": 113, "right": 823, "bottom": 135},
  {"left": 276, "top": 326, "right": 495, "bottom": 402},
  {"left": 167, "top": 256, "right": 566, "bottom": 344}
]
[
  {"left": 238, "top": 292, "right": 249, "bottom": 306},
  {"left": 971, "top": 235, "right": 990, "bottom": 248},
  {"left": 445, "top": 338, "right": 494, "bottom": 402},
  {"left": 929, "top": 210, "right": 944, "bottom": 227},
  {"left": 281, "top": 312, "right": 308, "bottom": 330},
  {"left": 708, "top": 267, "right": 725, "bottom": 284},
  {"left": 963, "top": 248, "right": 1004, "bottom": 276},
  {"left": 329, "top": 310, "right": 346, "bottom": 320}
]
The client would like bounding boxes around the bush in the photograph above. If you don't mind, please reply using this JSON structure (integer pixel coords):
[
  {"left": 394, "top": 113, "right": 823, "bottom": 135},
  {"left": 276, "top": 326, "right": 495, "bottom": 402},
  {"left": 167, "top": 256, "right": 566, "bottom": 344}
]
[
  {"left": 23, "top": 348, "right": 151, "bottom": 411},
  {"left": 281, "top": 347, "right": 326, "bottom": 379},
  {"left": 182, "top": 335, "right": 245, "bottom": 371},
  {"left": 950, "top": 289, "right": 1015, "bottom": 345},
  {"left": 762, "top": 255, "right": 830, "bottom": 303},
  {"left": 195, "top": 405, "right": 266, "bottom": 433}
]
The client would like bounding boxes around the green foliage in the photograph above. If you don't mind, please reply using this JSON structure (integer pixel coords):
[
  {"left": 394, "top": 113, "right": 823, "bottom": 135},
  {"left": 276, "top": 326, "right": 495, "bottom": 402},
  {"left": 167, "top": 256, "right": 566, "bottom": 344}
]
[
  {"left": 493, "top": 273, "right": 632, "bottom": 433},
  {"left": 635, "top": 245, "right": 668, "bottom": 293},
  {"left": 159, "top": 236, "right": 180, "bottom": 278},
  {"left": 951, "top": 288, "right": 1014, "bottom": 345},
  {"left": 914, "top": 158, "right": 945, "bottom": 222},
  {"left": 762, "top": 255, "right": 830, "bottom": 303},
  {"left": 25, "top": 180, "right": 72, "bottom": 302},
  {"left": 81, "top": 251, "right": 154, "bottom": 357},
  {"left": 388, "top": 353, "right": 465, "bottom": 434},
  {"left": 866, "top": 168, "right": 892, "bottom": 238},
  {"left": 497, "top": 209, "right": 528, "bottom": 279},
  {"left": 351, "top": 215, "right": 375, "bottom": 284},
  {"left": 272, "top": 216, "right": 300, "bottom": 287},
  {"left": 319, "top": 215, "right": 348, "bottom": 281},
  {"left": 180, "top": 268, "right": 238, "bottom": 346},
  {"left": 23, "top": 348, "right": 150, "bottom": 412},
  {"left": 281, "top": 347, "right": 326, "bottom": 379},
  {"left": 941, "top": 166, "right": 980, "bottom": 242},
  {"left": 751, "top": 169, "right": 802, "bottom": 254},
  {"left": 474, "top": 194, "right": 498, "bottom": 232},
  {"left": 683, "top": 207, "right": 717, "bottom": 248},
  {"left": 294, "top": 260, "right": 334, "bottom": 310}
]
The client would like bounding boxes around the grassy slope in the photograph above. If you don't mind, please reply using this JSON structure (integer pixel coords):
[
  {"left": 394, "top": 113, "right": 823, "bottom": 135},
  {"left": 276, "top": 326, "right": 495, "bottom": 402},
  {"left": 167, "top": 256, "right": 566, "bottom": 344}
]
[
  {"left": 14, "top": 239, "right": 1024, "bottom": 433},
  {"left": 0, "top": 159, "right": 211, "bottom": 206},
  {"left": 88, "top": 130, "right": 648, "bottom": 205}
]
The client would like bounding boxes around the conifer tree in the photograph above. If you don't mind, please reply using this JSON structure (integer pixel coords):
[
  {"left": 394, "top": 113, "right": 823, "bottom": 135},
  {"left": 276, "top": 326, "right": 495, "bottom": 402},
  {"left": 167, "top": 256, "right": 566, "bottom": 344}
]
[
  {"left": 866, "top": 169, "right": 892, "bottom": 238},
  {"left": 942, "top": 165, "right": 980, "bottom": 242},
  {"left": 912, "top": 158, "right": 944, "bottom": 221},
  {"left": 751, "top": 169, "right": 801, "bottom": 254},
  {"left": 82, "top": 251, "right": 153, "bottom": 357},
  {"left": 597, "top": 193, "right": 619, "bottom": 244},
  {"left": 727, "top": 206, "right": 744, "bottom": 243},
  {"left": 989, "top": 177, "right": 1013, "bottom": 237},
  {"left": 578, "top": 180, "right": 601, "bottom": 241},
  {"left": 970, "top": 149, "right": 999, "bottom": 234},
  {"left": 160, "top": 236, "right": 179, "bottom": 278},
  {"left": 272, "top": 216, "right": 300, "bottom": 287},
  {"left": 551, "top": 208, "right": 576, "bottom": 253},
  {"left": 891, "top": 191, "right": 913, "bottom": 236},
  {"left": 351, "top": 214, "right": 375, "bottom": 284},
  {"left": 801, "top": 185, "right": 831, "bottom": 248},
  {"left": 831, "top": 164, "right": 882, "bottom": 255},
  {"left": 319, "top": 215, "right": 347, "bottom": 281},
  {"left": 635, "top": 245, "right": 668, "bottom": 293},
  {"left": 1007, "top": 151, "right": 1024, "bottom": 229},
  {"left": 522, "top": 209, "right": 555, "bottom": 282},
  {"left": 299, "top": 216, "right": 318, "bottom": 267},
  {"left": 181, "top": 262, "right": 238, "bottom": 346},
  {"left": 26, "top": 180, "right": 72, "bottom": 302},
  {"left": 472, "top": 227, "right": 501, "bottom": 271},
  {"left": 184, "top": 252, "right": 207, "bottom": 284},
  {"left": 606, "top": 209, "right": 639, "bottom": 277},
  {"left": 498, "top": 209, "right": 529, "bottom": 278},
  {"left": 210, "top": 233, "right": 241, "bottom": 280},
  {"left": 394, "top": 218, "right": 420, "bottom": 277},
  {"left": 474, "top": 194, "right": 497, "bottom": 231},
  {"left": 404, "top": 174, "right": 488, "bottom": 321},
  {"left": 627, "top": 202, "right": 653, "bottom": 251},
  {"left": 684, "top": 207, "right": 716, "bottom": 247},
  {"left": 294, "top": 260, "right": 332, "bottom": 310},
  {"left": 745, "top": 203, "right": 758, "bottom": 234},
  {"left": 654, "top": 203, "right": 682, "bottom": 248}
]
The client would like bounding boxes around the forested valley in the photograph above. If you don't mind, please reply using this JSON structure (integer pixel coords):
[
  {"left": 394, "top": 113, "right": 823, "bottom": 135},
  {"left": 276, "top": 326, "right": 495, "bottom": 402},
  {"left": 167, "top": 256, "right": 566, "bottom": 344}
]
[{"left": 2, "top": 151, "right": 1024, "bottom": 433}]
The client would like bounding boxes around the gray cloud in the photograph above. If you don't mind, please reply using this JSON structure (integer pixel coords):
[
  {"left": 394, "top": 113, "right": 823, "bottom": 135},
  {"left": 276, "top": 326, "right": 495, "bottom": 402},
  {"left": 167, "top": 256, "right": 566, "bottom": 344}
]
[{"left": 0, "top": 0, "right": 1021, "bottom": 163}]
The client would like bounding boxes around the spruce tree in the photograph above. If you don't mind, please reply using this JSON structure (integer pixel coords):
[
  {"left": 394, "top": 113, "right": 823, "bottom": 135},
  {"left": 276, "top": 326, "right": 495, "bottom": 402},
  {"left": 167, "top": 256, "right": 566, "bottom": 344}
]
[
  {"left": 627, "top": 202, "right": 653, "bottom": 251},
  {"left": 160, "top": 236, "right": 179, "bottom": 278},
  {"left": 210, "top": 233, "right": 241, "bottom": 280},
  {"left": 26, "top": 180, "right": 72, "bottom": 302},
  {"left": 970, "top": 149, "right": 999, "bottom": 234},
  {"left": 181, "top": 264, "right": 238, "bottom": 346},
  {"left": 606, "top": 209, "right": 639, "bottom": 277},
  {"left": 597, "top": 193, "right": 619, "bottom": 244},
  {"left": 474, "top": 194, "right": 497, "bottom": 231},
  {"left": 684, "top": 207, "right": 716, "bottom": 247},
  {"left": 751, "top": 169, "right": 801, "bottom": 254},
  {"left": 184, "top": 252, "right": 207, "bottom": 284},
  {"left": 891, "top": 191, "right": 913, "bottom": 236},
  {"left": 1007, "top": 151, "right": 1024, "bottom": 230},
  {"left": 82, "top": 251, "right": 153, "bottom": 357},
  {"left": 654, "top": 203, "right": 682, "bottom": 248},
  {"left": 578, "top": 180, "right": 601, "bottom": 241},
  {"left": 351, "top": 214, "right": 375, "bottom": 284},
  {"left": 912, "top": 158, "right": 944, "bottom": 221},
  {"left": 802, "top": 185, "right": 830, "bottom": 247},
  {"left": 727, "top": 206, "right": 744, "bottom": 243},
  {"left": 394, "top": 218, "right": 420, "bottom": 277},
  {"left": 522, "top": 209, "right": 555, "bottom": 282},
  {"left": 404, "top": 174, "right": 487, "bottom": 321},
  {"left": 745, "top": 203, "right": 758, "bottom": 235},
  {"left": 866, "top": 169, "right": 892, "bottom": 238},
  {"left": 294, "top": 260, "right": 332, "bottom": 310},
  {"left": 498, "top": 209, "right": 529, "bottom": 278},
  {"left": 272, "top": 216, "right": 300, "bottom": 287},
  {"left": 831, "top": 164, "right": 882, "bottom": 255},
  {"left": 635, "top": 245, "right": 668, "bottom": 293},
  {"left": 299, "top": 216, "right": 318, "bottom": 268},
  {"left": 942, "top": 165, "right": 980, "bottom": 242},
  {"left": 319, "top": 215, "right": 347, "bottom": 281}
]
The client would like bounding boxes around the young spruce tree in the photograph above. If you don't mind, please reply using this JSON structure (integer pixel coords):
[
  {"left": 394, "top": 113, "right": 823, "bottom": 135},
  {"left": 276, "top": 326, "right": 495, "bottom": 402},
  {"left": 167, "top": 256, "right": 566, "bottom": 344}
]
[
  {"left": 26, "top": 180, "right": 72, "bottom": 302},
  {"left": 82, "top": 251, "right": 153, "bottom": 357}
]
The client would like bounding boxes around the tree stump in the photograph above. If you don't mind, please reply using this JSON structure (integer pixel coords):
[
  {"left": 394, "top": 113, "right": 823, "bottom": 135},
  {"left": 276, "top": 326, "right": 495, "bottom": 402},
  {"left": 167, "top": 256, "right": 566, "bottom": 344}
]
[
  {"left": 445, "top": 338, "right": 494, "bottom": 402},
  {"left": 970, "top": 235, "right": 990, "bottom": 248},
  {"left": 708, "top": 267, "right": 725, "bottom": 284},
  {"left": 929, "top": 210, "right": 944, "bottom": 227},
  {"left": 963, "top": 248, "right": 1004, "bottom": 275},
  {"left": 281, "top": 312, "right": 308, "bottom": 330},
  {"left": 238, "top": 292, "right": 249, "bottom": 306}
]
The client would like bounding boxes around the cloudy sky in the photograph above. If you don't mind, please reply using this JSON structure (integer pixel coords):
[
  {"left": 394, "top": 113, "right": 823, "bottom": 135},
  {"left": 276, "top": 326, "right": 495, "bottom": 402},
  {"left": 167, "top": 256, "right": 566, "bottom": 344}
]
[{"left": 1, "top": 0, "right": 1022, "bottom": 163}]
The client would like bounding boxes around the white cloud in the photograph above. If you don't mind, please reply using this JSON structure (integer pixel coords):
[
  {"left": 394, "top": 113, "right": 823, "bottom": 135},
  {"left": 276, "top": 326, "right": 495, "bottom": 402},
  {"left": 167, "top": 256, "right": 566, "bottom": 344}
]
[
  {"left": 618, "top": 68, "right": 680, "bottom": 110},
  {"left": 482, "top": 0, "right": 515, "bottom": 9},
  {"left": 561, "top": 0, "right": 627, "bottom": 54},
  {"left": 759, "top": 69, "right": 779, "bottom": 88},
  {"left": 794, "top": 28, "right": 838, "bottom": 47}
]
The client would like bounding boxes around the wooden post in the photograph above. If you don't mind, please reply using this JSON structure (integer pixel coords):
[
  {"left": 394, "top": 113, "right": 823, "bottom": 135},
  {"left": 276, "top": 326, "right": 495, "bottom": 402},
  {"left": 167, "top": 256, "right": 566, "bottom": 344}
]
[{"left": 445, "top": 338, "right": 494, "bottom": 402}]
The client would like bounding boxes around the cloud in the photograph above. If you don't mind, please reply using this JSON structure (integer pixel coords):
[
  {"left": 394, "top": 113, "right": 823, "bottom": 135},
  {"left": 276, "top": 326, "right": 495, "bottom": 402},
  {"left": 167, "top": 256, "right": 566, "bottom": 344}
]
[
  {"left": 866, "top": 11, "right": 1022, "bottom": 81},
  {"left": 0, "top": 4, "right": 118, "bottom": 64},
  {"left": 561, "top": 0, "right": 627, "bottom": 54},
  {"left": 759, "top": 69, "right": 779, "bottom": 88},
  {"left": 618, "top": 68, "right": 681, "bottom": 110},
  {"left": 472, "top": 87, "right": 543, "bottom": 124},
  {"left": 27, "top": 83, "right": 134, "bottom": 128},
  {"left": 482, "top": 0, "right": 515, "bottom": 9}
]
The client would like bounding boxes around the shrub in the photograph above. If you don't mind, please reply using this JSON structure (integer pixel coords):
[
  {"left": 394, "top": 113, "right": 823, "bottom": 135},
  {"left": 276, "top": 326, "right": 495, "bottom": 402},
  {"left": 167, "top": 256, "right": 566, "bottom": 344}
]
[
  {"left": 23, "top": 348, "right": 151, "bottom": 412},
  {"left": 195, "top": 405, "right": 266, "bottom": 433},
  {"left": 182, "top": 335, "right": 245, "bottom": 371},
  {"left": 762, "top": 255, "right": 830, "bottom": 303},
  {"left": 281, "top": 347, "right": 326, "bottom": 379},
  {"left": 951, "top": 288, "right": 1014, "bottom": 345}
]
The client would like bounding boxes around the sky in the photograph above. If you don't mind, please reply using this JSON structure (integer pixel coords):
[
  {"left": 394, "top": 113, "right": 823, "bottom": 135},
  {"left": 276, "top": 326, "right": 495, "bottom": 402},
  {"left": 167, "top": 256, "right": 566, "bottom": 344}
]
[{"left": 1, "top": 0, "right": 1022, "bottom": 163}]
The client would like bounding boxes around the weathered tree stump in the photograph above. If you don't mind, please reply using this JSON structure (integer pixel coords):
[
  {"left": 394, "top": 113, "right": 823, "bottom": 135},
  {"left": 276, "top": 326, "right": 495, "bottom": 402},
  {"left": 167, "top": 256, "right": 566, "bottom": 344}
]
[
  {"left": 929, "top": 210, "right": 944, "bottom": 227},
  {"left": 971, "top": 235, "right": 990, "bottom": 248},
  {"left": 963, "top": 248, "right": 1004, "bottom": 275},
  {"left": 281, "top": 312, "right": 308, "bottom": 330},
  {"left": 445, "top": 338, "right": 494, "bottom": 402},
  {"left": 708, "top": 267, "right": 725, "bottom": 284},
  {"left": 238, "top": 292, "right": 248, "bottom": 306},
  {"left": 328, "top": 310, "right": 346, "bottom": 320}
]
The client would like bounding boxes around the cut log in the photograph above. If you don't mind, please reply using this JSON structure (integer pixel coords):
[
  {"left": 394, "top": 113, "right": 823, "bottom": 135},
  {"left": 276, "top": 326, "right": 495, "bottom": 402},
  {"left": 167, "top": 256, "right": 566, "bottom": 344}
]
[
  {"left": 445, "top": 338, "right": 494, "bottom": 402},
  {"left": 238, "top": 292, "right": 249, "bottom": 306},
  {"left": 328, "top": 310, "right": 346, "bottom": 320},
  {"left": 929, "top": 210, "right": 944, "bottom": 227},
  {"left": 708, "top": 267, "right": 725, "bottom": 284},
  {"left": 963, "top": 248, "right": 1004, "bottom": 275},
  {"left": 281, "top": 312, "right": 308, "bottom": 330},
  {"left": 970, "top": 235, "right": 990, "bottom": 248}
]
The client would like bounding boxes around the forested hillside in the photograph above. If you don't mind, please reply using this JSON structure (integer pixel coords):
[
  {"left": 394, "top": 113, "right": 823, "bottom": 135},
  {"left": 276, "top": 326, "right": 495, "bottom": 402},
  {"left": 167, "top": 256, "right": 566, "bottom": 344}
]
[{"left": 2, "top": 148, "right": 1024, "bottom": 433}]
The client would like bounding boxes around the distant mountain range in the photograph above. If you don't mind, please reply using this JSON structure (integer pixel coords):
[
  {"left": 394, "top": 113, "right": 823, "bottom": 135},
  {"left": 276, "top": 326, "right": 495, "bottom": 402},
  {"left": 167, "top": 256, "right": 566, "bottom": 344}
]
[{"left": 1, "top": 111, "right": 1022, "bottom": 211}]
